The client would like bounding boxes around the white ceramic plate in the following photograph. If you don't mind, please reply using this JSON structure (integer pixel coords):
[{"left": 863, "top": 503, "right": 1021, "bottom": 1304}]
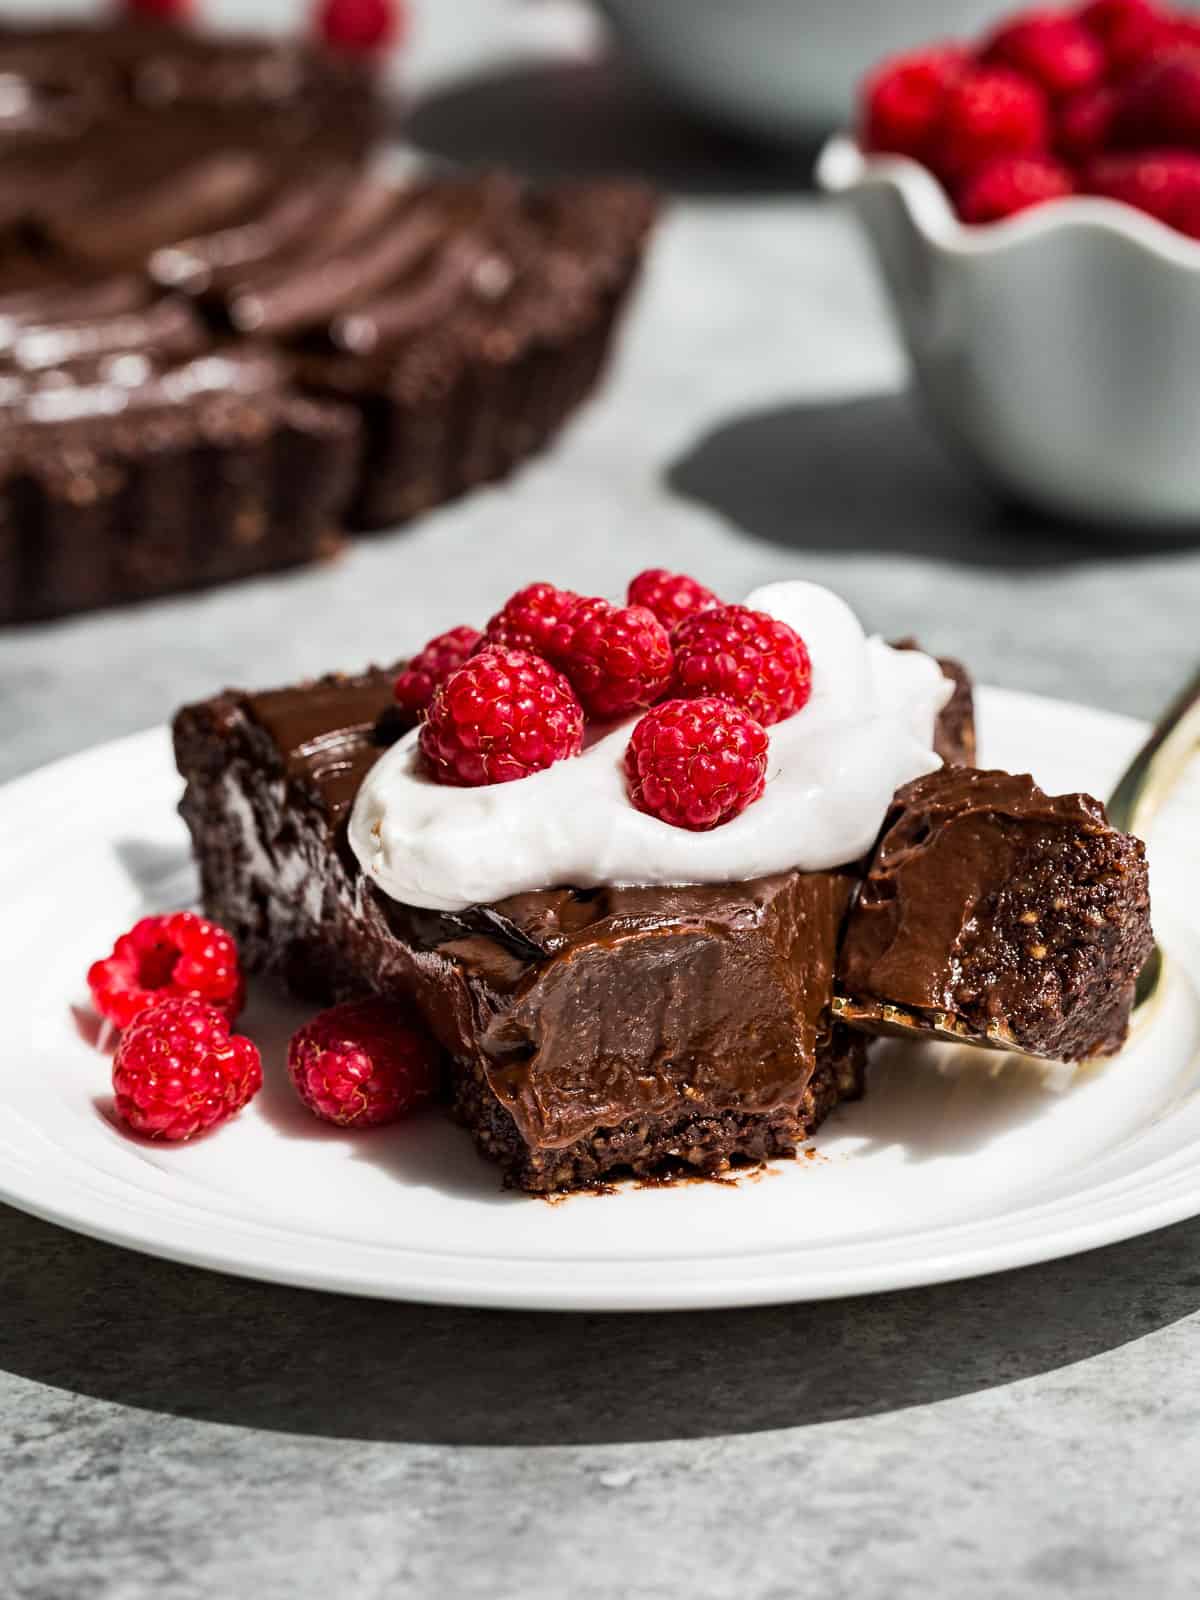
[{"left": 2, "top": 687, "right": 1198, "bottom": 1311}]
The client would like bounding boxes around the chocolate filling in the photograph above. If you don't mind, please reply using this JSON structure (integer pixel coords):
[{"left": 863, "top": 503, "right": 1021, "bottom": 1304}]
[{"left": 171, "top": 656, "right": 968, "bottom": 1190}]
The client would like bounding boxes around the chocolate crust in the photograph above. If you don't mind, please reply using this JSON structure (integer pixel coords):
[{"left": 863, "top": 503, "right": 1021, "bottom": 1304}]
[
  {"left": 837, "top": 767, "right": 1154, "bottom": 1060},
  {"left": 0, "top": 384, "right": 359, "bottom": 624},
  {"left": 453, "top": 1025, "right": 868, "bottom": 1193}
]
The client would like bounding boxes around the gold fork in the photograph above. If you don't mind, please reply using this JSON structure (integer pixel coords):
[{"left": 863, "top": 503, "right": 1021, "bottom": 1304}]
[{"left": 832, "top": 668, "right": 1200, "bottom": 1052}]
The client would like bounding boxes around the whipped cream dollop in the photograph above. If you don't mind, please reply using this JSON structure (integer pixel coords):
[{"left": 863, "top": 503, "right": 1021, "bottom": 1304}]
[{"left": 349, "top": 581, "right": 954, "bottom": 912}]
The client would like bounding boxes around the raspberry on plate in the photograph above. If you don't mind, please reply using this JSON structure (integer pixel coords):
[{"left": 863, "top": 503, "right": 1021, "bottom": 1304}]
[
  {"left": 958, "top": 154, "right": 1075, "bottom": 221},
  {"left": 559, "top": 599, "right": 674, "bottom": 720},
  {"left": 934, "top": 68, "right": 1051, "bottom": 180},
  {"left": 112, "top": 997, "right": 262, "bottom": 1142},
  {"left": 671, "top": 604, "right": 812, "bottom": 727},
  {"left": 315, "top": 0, "right": 403, "bottom": 54},
  {"left": 484, "top": 582, "right": 583, "bottom": 660},
  {"left": 419, "top": 646, "right": 584, "bottom": 786},
  {"left": 88, "top": 911, "right": 244, "bottom": 1030},
  {"left": 860, "top": 45, "right": 968, "bottom": 161},
  {"left": 287, "top": 997, "right": 442, "bottom": 1128},
  {"left": 393, "top": 625, "right": 482, "bottom": 718},
  {"left": 624, "top": 697, "right": 769, "bottom": 832},
  {"left": 1085, "top": 148, "right": 1200, "bottom": 235},
  {"left": 983, "top": 11, "right": 1106, "bottom": 98},
  {"left": 627, "top": 568, "right": 721, "bottom": 634}
]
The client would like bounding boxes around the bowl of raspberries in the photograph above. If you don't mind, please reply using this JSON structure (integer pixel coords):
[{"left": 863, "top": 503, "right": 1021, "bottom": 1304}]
[{"left": 818, "top": 1, "right": 1200, "bottom": 529}]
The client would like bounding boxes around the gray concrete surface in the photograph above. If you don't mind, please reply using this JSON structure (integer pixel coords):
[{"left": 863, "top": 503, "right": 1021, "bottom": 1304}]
[{"left": 3, "top": 9, "right": 1200, "bottom": 1599}]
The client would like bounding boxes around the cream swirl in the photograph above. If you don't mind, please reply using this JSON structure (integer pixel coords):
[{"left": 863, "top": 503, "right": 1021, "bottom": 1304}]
[{"left": 349, "top": 581, "right": 954, "bottom": 912}]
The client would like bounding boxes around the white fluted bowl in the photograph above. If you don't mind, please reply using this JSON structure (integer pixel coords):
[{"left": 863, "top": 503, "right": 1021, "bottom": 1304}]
[{"left": 818, "top": 137, "right": 1200, "bottom": 531}]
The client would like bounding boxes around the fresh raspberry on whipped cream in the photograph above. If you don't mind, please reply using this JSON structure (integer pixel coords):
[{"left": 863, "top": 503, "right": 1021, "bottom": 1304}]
[
  {"left": 393, "top": 625, "right": 482, "bottom": 718},
  {"left": 349, "top": 581, "right": 955, "bottom": 913},
  {"left": 671, "top": 604, "right": 812, "bottom": 727},
  {"left": 627, "top": 568, "right": 721, "bottom": 635},
  {"left": 558, "top": 599, "right": 674, "bottom": 720},
  {"left": 419, "top": 646, "right": 584, "bottom": 787},
  {"left": 625, "top": 697, "right": 769, "bottom": 832},
  {"left": 484, "top": 582, "right": 583, "bottom": 660}
]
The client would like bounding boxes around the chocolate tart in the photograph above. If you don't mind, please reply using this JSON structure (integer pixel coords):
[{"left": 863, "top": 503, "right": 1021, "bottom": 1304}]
[
  {"left": 174, "top": 655, "right": 983, "bottom": 1192},
  {"left": 154, "top": 170, "right": 658, "bottom": 530},
  {"left": 0, "top": 20, "right": 657, "bottom": 621},
  {"left": 0, "top": 287, "right": 359, "bottom": 623}
]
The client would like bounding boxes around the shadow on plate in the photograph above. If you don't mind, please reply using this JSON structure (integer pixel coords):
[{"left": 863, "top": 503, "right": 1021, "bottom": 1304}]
[
  {"left": 669, "top": 394, "right": 1200, "bottom": 568},
  {"left": 238, "top": 983, "right": 1068, "bottom": 1188},
  {"left": 833, "top": 1040, "right": 1079, "bottom": 1164},
  {"left": 113, "top": 838, "right": 196, "bottom": 917},
  {"left": 408, "top": 56, "right": 818, "bottom": 196}
]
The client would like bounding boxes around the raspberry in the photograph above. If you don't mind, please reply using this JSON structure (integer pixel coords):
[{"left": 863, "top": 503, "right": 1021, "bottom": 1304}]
[
  {"left": 1111, "top": 53, "right": 1200, "bottom": 147},
  {"left": 122, "top": 0, "right": 192, "bottom": 19},
  {"left": 287, "top": 997, "right": 441, "bottom": 1128},
  {"left": 419, "top": 647, "right": 584, "bottom": 786},
  {"left": 671, "top": 604, "right": 812, "bottom": 728},
  {"left": 958, "top": 154, "right": 1075, "bottom": 221},
  {"left": 983, "top": 11, "right": 1106, "bottom": 97},
  {"left": 1077, "top": 0, "right": 1156, "bottom": 46},
  {"left": 484, "top": 582, "right": 583, "bottom": 660},
  {"left": 88, "top": 912, "right": 244, "bottom": 1030},
  {"left": 860, "top": 45, "right": 969, "bottom": 160},
  {"left": 1056, "top": 84, "right": 1118, "bottom": 158},
  {"left": 1085, "top": 149, "right": 1200, "bottom": 235},
  {"left": 627, "top": 568, "right": 721, "bottom": 635},
  {"left": 1080, "top": 1, "right": 1179, "bottom": 73},
  {"left": 393, "top": 625, "right": 482, "bottom": 718},
  {"left": 558, "top": 600, "right": 674, "bottom": 720},
  {"left": 315, "top": 0, "right": 402, "bottom": 55},
  {"left": 624, "top": 698, "right": 769, "bottom": 832},
  {"left": 112, "top": 998, "right": 262, "bottom": 1142},
  {"left": 933, "top": 68, "right": 1051, "bottom": 181}
]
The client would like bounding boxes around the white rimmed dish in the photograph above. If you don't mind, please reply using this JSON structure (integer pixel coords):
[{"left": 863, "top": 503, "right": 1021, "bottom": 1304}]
[
  {"left": 1, "top": 686, "right": 1199, "bottom": 1311},
  {"left": 818, "top": 136, "right": 1200, "bottom": 530}
]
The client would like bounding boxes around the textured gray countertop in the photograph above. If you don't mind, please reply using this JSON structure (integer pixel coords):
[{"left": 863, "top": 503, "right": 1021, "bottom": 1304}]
[{"left": 4, "top": 8, "right": 1200, "bottom": 1598}]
